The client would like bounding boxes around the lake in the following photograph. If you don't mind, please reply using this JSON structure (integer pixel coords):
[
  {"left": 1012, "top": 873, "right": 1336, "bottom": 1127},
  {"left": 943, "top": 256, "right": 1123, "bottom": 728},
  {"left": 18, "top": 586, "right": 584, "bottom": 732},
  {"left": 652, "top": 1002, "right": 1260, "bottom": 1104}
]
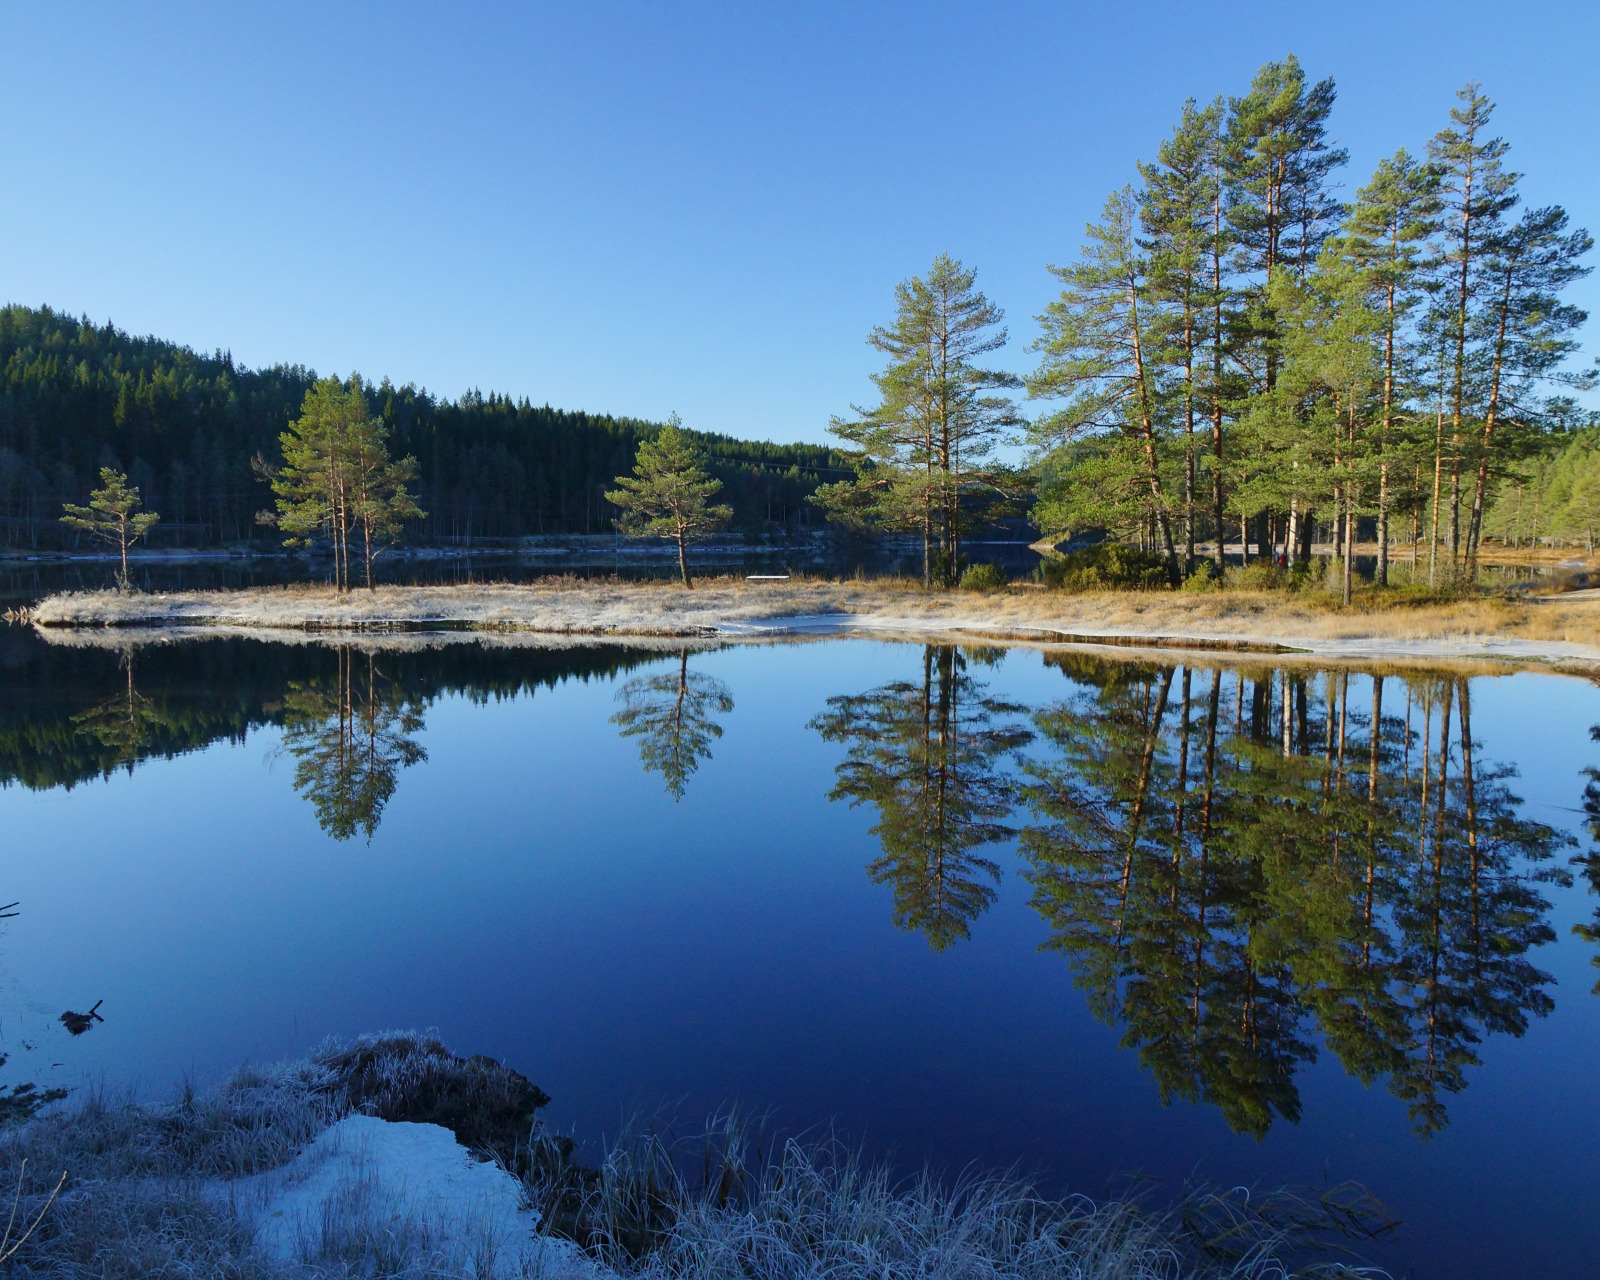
[{"left": 2, "top": 625, "right": 1597, "bottom": 1278}]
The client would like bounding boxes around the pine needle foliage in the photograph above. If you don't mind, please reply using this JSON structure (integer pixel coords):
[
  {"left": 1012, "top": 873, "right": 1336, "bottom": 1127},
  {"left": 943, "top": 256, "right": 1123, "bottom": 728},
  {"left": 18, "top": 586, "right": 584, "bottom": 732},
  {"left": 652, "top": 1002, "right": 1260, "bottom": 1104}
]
[
  {"left": 58, "top": 468, "right": 159, "bottom": 585},
  {"left": 607, "top": 418, "right": 733, "bottom": 588}
]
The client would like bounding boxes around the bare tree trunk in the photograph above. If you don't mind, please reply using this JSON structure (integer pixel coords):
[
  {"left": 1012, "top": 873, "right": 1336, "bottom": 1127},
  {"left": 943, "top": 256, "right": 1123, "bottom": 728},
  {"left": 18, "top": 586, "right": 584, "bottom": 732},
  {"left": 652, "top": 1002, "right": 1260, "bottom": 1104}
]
[
  {"left": 676, "top": 528, "right": 693, "bottom": 588},
  {"left": 1343, "top": 484, "right": 1355, "bottom": 606},
  {"left": 1378, "top": 462, "right": 1390, "bottom": 587}
]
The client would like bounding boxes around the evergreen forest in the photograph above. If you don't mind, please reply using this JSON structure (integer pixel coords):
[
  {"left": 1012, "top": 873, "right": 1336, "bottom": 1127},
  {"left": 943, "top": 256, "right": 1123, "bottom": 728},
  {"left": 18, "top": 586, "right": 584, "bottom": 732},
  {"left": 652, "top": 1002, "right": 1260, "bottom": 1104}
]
[{"left": 0, "top": 305, "right": 849, "bottom": 551}]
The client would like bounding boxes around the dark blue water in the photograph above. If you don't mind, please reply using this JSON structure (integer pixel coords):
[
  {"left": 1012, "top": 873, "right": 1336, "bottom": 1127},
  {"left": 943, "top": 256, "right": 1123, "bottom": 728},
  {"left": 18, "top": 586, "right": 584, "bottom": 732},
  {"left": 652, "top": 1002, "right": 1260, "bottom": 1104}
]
[
  {"left": 2, "top": 628, "right": 1597, "bottom": 1278},
  {"left": 0, "top": 539, "right": 1045, "bottom": 608}
]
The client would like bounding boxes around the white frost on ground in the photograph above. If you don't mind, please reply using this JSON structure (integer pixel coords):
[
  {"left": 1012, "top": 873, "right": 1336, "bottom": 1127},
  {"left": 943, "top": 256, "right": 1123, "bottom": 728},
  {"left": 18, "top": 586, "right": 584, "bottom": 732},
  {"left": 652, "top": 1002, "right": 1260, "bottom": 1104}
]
[{"left": 232, "top": 1114, "right": 597, "bottom": 1278}]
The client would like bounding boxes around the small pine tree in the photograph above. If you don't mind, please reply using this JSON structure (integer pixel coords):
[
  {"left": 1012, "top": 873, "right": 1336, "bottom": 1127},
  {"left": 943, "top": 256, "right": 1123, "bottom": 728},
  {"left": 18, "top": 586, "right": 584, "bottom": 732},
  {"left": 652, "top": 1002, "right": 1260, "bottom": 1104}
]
[
  {"left": 606, "top": 418, "right": 731, "bottom": 588},
  {"left": 60, "top": 468, "right": 160, "bottom": 584},
  {"left": 259, "top": 378, "right": 423, "bottom": 591}
]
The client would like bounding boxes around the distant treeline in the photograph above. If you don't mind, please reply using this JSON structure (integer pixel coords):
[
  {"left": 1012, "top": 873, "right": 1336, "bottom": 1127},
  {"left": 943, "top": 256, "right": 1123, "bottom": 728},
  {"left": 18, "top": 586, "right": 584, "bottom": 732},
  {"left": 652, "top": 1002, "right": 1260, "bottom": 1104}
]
[
  {"left": 1483, "top": 425, "right": 1600, "bottom": 552},
  {"left": 0, "top": 305, "right": 852, "bottom": 550}
]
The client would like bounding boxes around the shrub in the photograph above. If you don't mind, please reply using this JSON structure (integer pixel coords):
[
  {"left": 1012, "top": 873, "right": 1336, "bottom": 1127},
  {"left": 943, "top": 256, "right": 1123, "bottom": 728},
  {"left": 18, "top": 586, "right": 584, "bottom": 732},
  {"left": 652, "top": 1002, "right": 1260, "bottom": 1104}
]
[
  {"left": 1039, "top": 543, "right": 1169, "bottom": 592},
  {"left": 1181, "top": 560, "right": 1221, "bottom": 592},
  {"left": 1225, "top": 561, "right": 1287, "bottom": 592},
  {"left": 958, "top": 562, "right": 1009, "bottom": 592}
]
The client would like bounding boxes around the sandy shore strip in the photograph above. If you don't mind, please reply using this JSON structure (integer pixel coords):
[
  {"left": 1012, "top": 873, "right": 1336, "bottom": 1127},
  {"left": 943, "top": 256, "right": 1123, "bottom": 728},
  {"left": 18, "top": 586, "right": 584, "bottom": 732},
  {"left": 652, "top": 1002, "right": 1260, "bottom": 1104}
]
[{"left": 25, "top": 579, "right": 1600, "bottom": 668}]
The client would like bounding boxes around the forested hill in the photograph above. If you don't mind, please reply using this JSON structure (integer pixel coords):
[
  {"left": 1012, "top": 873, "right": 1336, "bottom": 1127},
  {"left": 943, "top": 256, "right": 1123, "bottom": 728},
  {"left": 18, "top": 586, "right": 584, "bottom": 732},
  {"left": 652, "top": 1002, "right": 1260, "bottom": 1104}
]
[{"left": 0, "top": 305, "right": 852, "bottom": 548}]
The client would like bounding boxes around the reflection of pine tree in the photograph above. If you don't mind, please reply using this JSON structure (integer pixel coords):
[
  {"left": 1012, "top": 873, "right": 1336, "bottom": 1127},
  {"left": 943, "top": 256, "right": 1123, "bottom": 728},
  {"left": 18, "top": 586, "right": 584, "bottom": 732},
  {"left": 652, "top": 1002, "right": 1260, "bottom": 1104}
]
[
  {"left": 611, "top": 652, "right": 733, "bottom": 800},
  {"left": 811, "top": 646, "right": 1031, "bottom": 951},
  {"left": 69, "top": 651, "right": 177, "bottom": 774},
  {"left": 1019, "top": 658, "right": 1567, "bottom": 1139},
  {"left": 1576, "top": 726, "right": 1600, "bottom": 994},
  {"left": 1022, "top": 662, "right": 1311, "bottom": 1137},
  {"left": 278, "top": 647, "right": 426, "bottom": 841},
  {"left": 1386, "top": 680, "right": 1568, "bottom": 1134}
]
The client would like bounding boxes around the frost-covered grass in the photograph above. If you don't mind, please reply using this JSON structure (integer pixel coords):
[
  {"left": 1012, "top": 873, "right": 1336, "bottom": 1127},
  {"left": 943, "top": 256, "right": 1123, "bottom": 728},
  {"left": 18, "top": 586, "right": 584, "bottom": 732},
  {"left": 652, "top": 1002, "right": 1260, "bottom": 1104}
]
[
  {"left": 0, "top": 1031, "right": 558, "bottom": 1278},
  {"left": 26, "top": 575, "right": 1600, "bottom": 667},
  {"left": 525, "top": 1115, "right": 1393, "bottom": 1280},
  {"left": 0, "top": 1033, "right": 1391, "bottom": 1278}
]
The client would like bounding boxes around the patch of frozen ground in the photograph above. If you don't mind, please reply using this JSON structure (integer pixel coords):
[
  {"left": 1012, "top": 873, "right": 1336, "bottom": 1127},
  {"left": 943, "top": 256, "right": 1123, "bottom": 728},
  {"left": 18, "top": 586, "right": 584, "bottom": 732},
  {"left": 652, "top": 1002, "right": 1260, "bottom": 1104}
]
[{"left": 229, "top": 1114, "right": 600, "bottom": 1278}]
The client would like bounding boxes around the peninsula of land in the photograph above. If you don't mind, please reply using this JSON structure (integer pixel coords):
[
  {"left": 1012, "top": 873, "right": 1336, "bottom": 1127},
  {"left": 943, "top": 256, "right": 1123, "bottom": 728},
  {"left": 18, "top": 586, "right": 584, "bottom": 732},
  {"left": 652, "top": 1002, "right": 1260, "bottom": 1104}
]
[{"left": 23, "top": 579, "right": 1600, "bottom": 670}]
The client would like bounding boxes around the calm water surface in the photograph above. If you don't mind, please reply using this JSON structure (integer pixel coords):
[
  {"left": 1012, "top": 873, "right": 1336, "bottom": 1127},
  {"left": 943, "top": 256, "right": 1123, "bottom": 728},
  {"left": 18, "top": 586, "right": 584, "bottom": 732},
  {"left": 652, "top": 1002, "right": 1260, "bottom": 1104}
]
[{"left": 2, "top": 626, "right": 1597, "bottom": 1278}]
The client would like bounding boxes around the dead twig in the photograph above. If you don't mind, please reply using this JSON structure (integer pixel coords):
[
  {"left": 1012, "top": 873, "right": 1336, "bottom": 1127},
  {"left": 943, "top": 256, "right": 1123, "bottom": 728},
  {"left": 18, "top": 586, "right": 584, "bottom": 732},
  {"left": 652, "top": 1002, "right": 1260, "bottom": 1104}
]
[{"left": 0, "top": 1159, "right": 67, "bottom": 1262}]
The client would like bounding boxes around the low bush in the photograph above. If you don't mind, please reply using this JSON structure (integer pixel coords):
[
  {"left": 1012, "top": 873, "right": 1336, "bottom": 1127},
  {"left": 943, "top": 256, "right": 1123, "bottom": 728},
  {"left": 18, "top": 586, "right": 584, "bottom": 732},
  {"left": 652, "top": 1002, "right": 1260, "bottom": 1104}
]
[
  {"left": 1225, "top": 561, "right": 1287, "bottom": 592},
  {"left": 1039, "top": 544, "right": 1169, "bottom": 592},
  {"left": 1181, "top": 561, "right": 1221, "bottom": 592},
  {"left": 958, "top": 562, "right": 1009, "bottom": 592}
]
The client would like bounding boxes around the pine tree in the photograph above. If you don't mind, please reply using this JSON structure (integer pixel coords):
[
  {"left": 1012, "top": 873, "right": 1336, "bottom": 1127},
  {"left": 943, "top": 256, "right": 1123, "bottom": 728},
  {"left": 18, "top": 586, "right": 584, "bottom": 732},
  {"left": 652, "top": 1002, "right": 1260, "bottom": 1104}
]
[
  {"left": 1462, "top": 204, "right": 1592, "bottom": 564},
  {"left": 606, "top": 417, "right": 732, "bottom": 588},
  {"left": 1225, "top": 56, "right": 1348, "bottom": 293},
  {"left": 1028, "top": 187, "right": 1180, "bottom": 579},
  {"left": 1336, "top": 150, "right": 1442, "bottom": 583},
  {"left": 347, "top": 416, "right": 426, "bottom": 590},
  {"left": 60, "top": 467, "right": 160, "bottom": 584},
  {"left": 1426, "top": 83, "right": 1520, "bottom": 570},
  {"left": 260, "top": 378, "right": 423, "bottom": 591},
  {"left": 1223, "top": 56, "right": 1348, "bottom": 560},
  {"left": 1140, "top": 98, "right": 1227, "bottom": 571},
  {"left": 818, "top": 256, "right": 1020, "bottom": 586}
]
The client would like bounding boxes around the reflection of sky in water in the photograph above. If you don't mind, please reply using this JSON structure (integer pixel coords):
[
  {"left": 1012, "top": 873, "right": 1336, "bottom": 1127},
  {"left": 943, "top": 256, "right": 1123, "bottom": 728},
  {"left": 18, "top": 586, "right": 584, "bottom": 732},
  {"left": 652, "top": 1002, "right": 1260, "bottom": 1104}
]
[{"left": 2, "top": 636, "right": 1598, "bottom": 1279}]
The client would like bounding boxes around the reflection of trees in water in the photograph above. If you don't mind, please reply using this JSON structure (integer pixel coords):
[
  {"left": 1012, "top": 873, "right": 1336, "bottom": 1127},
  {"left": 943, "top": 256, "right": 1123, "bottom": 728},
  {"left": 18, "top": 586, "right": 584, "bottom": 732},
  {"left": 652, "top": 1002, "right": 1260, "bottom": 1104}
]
[
  {"left": 611, "top": 652, "right": 733, "bottom": 801},
  {"left": 811, "top": 646, "right": 1032, "bottom": 951},
  {"left": 69, "top": 650, "right": 176, "bottom": 773},
  {"left": 1575, "top": 726, "right": 1600, "bottom": 993},
  {"left": 278, "top": 647, "right": 427, "bottom": 840},
  {"left": 1018, "top": 659, "right": 1569, "bottom": 1138}
]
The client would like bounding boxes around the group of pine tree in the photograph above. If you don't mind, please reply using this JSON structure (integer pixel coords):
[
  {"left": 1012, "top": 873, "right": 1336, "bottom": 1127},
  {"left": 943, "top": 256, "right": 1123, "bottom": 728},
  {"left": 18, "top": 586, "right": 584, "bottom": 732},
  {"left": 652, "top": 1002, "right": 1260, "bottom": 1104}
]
[
  {"left": 7, "top": 57, "right": 1595, "bottom": 587},
  {"left": 818, "top": 59, "right": 1595, "bottom": 592}
]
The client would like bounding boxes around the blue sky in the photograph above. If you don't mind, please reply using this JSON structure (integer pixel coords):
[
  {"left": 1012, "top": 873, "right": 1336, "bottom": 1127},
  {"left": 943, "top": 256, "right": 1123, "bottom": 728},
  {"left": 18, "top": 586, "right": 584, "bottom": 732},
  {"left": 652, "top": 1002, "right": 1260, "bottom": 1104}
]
[{"left": 2, "top": 1, "right": 1596, "bottom": 444}]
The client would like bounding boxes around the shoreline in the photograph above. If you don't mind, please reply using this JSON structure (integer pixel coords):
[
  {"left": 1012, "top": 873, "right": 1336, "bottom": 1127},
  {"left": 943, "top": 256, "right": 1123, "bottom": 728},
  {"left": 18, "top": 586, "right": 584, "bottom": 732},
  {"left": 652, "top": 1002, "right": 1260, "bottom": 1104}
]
[
  {"left": 0, "top": 1030, "right": 1374, "bottom": 1279},
  {"left": 20, "top": 579, "right": 1600, "bottom": 671}
]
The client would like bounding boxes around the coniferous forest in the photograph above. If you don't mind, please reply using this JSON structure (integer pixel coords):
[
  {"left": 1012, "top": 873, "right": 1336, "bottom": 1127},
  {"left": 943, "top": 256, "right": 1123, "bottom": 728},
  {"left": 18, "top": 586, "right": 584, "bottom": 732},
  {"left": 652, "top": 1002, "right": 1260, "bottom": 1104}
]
[{"left": 0, "top": 304, "right": 849, "bottom": 551}]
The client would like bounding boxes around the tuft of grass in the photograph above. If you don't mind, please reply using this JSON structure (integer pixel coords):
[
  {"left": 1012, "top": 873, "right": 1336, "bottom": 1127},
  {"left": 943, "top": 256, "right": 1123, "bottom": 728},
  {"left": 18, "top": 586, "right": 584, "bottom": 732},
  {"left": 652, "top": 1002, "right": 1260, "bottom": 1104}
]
[
  {"left": 523, "top": 1113, "right": 1395, "bottom": 1280},
  {"left": 310, "top": 1031, "right": 550, "bottom": 1173}
]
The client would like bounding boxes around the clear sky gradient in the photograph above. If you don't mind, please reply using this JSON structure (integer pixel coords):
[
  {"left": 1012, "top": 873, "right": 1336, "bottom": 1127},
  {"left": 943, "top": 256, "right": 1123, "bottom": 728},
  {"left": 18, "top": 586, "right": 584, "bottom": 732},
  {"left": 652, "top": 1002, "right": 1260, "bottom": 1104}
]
[{"left": 3, "top": 1, "right": 1596, "bottom": 444}]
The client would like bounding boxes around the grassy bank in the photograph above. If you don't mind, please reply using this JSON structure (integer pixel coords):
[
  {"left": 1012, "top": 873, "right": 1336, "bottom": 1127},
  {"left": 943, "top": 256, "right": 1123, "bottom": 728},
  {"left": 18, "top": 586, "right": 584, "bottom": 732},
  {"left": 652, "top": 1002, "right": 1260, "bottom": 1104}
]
[
  {"left": 21, "top": 576, "right": 1600, "bottom": 668},
  {"left": 0, "top": 1032, "right": 1389, "bottom": 1279}
]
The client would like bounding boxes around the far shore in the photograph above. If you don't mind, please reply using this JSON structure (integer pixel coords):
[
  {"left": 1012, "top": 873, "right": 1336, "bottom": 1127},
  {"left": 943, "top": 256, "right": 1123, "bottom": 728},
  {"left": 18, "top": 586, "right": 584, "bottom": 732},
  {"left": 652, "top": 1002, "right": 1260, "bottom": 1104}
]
[{"left": 20, "top": 578, "right": 1600, "bottom": 671}]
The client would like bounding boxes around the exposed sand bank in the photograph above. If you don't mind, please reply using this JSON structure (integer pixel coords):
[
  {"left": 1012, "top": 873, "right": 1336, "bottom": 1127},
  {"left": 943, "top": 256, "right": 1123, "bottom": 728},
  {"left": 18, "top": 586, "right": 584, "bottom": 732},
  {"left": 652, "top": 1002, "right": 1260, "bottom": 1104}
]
[{"left": 25, "top": 579, "right": 1600, "bottom": 670}]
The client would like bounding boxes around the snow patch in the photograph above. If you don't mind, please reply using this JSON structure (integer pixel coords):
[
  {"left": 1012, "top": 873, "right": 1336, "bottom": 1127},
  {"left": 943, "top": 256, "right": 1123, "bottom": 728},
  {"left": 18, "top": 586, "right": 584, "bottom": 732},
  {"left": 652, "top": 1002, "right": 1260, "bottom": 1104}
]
[{"left": 235, "top": 1114, "right": 597, "bottom": 1278}]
